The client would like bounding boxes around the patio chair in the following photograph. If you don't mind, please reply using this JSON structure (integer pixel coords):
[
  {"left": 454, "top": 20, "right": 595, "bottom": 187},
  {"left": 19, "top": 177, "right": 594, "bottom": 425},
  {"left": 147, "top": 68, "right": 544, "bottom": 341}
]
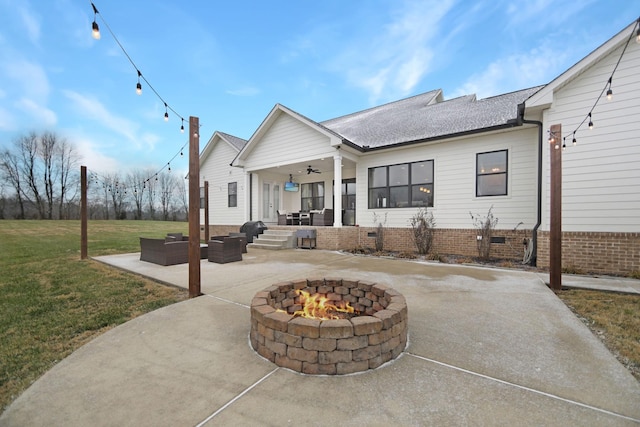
[
  {"left": 312, "top": 208, "right": 334, "bottom": 226},
  {"left": 299, "top": 212, "right": 311, "bottom": 225},
  {"left": 208, "top": 236, "right": 242, "bottom": 264}
]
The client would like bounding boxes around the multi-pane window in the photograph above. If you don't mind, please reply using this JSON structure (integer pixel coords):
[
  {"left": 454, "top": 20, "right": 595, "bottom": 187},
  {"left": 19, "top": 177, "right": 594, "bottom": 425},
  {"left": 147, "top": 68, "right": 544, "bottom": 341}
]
[
  {"left": 228, "top": 182, "right": 237, "bottom": 207},
  {"left": 368, "top": 160, "right": 434, "bottom": 208},
  {"left": 476, "top": 150, "right": 507, "bottom": 196},
  {"left": 199, "top": 186, "right": 205, "bottom": 209},
  {"left": 301, "top": 182, "right": 324, "bottom": 211}
]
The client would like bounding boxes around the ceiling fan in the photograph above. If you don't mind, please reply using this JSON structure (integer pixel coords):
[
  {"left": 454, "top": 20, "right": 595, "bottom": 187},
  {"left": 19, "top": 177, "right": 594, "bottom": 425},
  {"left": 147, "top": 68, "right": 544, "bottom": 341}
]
[{"left": 306, "top": 165, "right": 321, "bottom": 174}]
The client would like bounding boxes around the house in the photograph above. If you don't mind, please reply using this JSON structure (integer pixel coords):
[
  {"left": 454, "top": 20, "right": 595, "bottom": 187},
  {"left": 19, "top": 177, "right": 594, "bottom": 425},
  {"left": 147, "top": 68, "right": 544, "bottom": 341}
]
[{"left": 200, "top": 19, "right": 640, "bottom": 276}]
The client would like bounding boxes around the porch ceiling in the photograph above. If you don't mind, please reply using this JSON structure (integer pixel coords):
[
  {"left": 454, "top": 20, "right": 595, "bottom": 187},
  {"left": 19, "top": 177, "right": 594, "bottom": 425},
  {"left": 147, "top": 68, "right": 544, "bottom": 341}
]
[{"left": 257, "top": 157, "right": 356, "bottom": 178}]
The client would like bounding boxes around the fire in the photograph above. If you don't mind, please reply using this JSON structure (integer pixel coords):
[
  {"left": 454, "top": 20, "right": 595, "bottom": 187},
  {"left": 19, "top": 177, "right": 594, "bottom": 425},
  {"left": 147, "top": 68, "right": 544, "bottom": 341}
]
[{"left": 293, "top": 289, "right": 355, "bottom": 320}]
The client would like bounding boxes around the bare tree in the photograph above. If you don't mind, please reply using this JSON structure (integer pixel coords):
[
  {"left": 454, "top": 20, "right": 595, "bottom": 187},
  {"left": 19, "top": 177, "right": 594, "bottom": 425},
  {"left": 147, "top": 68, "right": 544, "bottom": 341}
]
[
  {"left": 40, "top": 131, "right": 57, "bottom": 219},
  {"left": 57, "top": 139, "right": 80, "bottom": 219},
  {"left": 0, "top": 149, "right": 26, "bottom": 218},
  {"left": 145, "top": 174, "right": 158, "bottom": 220},
  {"left": 158, "top": 171, "right": 178, "bottom": 221},
  {"left": 127, "top": 169, "right": 148, "bottom": 219},
  {"left": 18, "top": 132, "right": 46, "bottom": 218}
]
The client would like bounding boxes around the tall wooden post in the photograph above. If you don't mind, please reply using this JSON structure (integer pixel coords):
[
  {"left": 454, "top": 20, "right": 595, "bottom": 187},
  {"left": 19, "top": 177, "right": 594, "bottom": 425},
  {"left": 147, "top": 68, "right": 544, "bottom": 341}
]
[
  {"left": 204, "top": 181, "right": 210, "bottom": 242},
  {"left": 80, "top": 165, "right": 88, "bottom": 260},
  {"left": 188, "top": 116, "right": 201, "bottom": 298},
  {"left": 549, "top": 124, "right": 562, "bottom": 291}
]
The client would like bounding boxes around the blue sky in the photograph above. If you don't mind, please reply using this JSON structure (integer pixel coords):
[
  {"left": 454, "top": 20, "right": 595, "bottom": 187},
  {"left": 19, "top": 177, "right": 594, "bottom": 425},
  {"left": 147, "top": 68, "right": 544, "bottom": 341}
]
[{"left": 0, "top": 0, "right": 637, "bottom": 177}]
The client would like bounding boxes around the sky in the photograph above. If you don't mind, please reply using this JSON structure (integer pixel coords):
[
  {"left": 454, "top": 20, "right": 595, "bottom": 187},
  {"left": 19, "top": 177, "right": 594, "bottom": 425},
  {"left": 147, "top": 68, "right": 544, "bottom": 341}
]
[{"left": 0, "top": 0, "right": 637, "bottom": 178}]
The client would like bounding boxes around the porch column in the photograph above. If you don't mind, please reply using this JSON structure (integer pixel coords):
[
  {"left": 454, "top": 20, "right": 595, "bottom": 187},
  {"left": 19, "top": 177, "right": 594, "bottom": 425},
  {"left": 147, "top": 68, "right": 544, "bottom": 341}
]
[{"left": 333, "top": 153, "right": 343, "bottom": 227}]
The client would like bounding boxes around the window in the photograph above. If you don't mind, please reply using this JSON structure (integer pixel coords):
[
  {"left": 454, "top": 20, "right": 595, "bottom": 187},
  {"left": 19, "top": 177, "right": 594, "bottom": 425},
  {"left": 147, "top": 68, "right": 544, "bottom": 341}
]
[
  {"left": 368, "top": 160, "right": 433, "bottom": 208},
  {"left": 199, "top": 186, "right": 205, "bottom": 209},
  {"left": 301, "top": 182, "right": 324, "bottom": 211},
  {"left": 228, "top": 182, "right": 237, "bottom": 207},
  {"left": 476, "top": 150, "right": 507, "bottom": 196}
]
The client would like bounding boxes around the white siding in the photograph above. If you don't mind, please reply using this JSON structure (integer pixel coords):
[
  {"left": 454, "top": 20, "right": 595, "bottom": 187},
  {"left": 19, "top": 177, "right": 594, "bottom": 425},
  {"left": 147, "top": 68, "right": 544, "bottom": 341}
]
[
  {"left": 242, "top": 113, "right": 336, "bottom": 170},
  {"left": 200, "top": 140, "right": 246, "bottom": 225},
  {"left": 355, "top": 127, "right": 539, "bottom": 230},
  {"left": 542, "top": 39, "right": 640, "bottom": 232}
]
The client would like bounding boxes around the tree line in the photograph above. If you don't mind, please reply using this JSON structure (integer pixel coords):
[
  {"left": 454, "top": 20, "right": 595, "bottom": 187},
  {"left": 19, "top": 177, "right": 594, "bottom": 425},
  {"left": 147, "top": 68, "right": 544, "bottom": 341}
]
[{"left": 0, "top": 131, "right": 188, "bottom": 221}]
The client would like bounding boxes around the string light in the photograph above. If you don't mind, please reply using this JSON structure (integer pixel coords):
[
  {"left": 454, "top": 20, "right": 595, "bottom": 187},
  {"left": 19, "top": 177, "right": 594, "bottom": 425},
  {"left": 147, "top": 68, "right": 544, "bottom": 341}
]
[
  {"left": 91, "top": 3, "right": 100, "bottom": 39},
  {"left": 551, "top": 18, "right": 639, "bottom": 151},
  {"left": 136, "top": 70, "right": 142, "bottom": 95},
  {"left": 89, "top": 2, "right": 186, "bottom": 130},
  {"left": 180, "top": 118, "right": 185, "bottom": 133}
]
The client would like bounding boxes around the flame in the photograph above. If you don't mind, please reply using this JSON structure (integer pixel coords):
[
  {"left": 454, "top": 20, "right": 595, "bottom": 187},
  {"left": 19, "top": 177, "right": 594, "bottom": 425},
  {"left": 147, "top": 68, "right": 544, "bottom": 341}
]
[{"left": 293, "top": 289, "right": 355, "bottom": 320}]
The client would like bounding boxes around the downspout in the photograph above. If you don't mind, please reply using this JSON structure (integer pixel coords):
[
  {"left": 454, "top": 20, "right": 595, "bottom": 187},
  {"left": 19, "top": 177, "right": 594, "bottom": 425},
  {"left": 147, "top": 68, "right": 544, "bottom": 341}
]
[{"left": 517, "top": 102, "right": 542, "bottom": 266}]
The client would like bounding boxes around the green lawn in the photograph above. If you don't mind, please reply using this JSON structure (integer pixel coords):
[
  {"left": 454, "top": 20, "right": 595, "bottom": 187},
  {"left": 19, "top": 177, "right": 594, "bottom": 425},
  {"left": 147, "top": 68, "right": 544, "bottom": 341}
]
[{"left": 0, "top": 220, "right": 189, "bottom": 412}]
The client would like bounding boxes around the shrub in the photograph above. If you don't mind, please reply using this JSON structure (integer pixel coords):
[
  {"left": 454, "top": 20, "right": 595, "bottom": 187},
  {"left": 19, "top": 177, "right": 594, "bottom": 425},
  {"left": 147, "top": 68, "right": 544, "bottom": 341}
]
[
  {"left": 372, "top": 212, "right": 388, "bottom": 252},
  {"left": 470, "top": 206, "right": 498, "bottom": 261},
  {"left": 409, "top": 208, "right": 435, "bottom": 255}
]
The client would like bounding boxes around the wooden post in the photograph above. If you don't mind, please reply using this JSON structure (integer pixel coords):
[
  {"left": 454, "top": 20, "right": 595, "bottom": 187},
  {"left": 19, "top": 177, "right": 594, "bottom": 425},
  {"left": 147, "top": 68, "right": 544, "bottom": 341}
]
[
  {"left": 549, "top": 124, "right": 562, "bottom": 291},
  {"left": 188, "top": 116, "right": 201, "bottom": 298},
  {"left": 80, "top": 165, "right": 88, "bottom": 260},
  {"left": 204, "top": 181, "right": 210, "bottom": 242}
]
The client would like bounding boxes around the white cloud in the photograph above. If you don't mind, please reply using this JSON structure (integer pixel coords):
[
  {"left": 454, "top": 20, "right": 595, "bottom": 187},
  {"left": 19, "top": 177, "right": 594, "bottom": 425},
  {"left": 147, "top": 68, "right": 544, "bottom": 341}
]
[
  {"left": 334, "top": 0, "right": 456, "bottom": 104},
  {"left": 451, "top": 44, "right": 569, "bottom": 99},
  {"left": 17, "top": 2, "right": 41, "bottom": 44},
  {"left": 16, "top": 98, "right": 57, "bottom": 126},
  {"left": 3, "top": 58, "right": 49, "bottom": 101},
  {"left": 73, "top": 135, "right": 121, "bottom": 172},
  {"left": 62, "top": 89, "right": 153, "bottom": 150}
]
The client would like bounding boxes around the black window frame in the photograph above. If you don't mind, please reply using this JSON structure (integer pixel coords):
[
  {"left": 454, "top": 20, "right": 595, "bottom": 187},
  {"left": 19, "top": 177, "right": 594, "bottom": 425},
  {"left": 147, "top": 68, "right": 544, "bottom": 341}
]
[
  {"left": 300, "top": 181, "right": 324, "bottom": 211},
  {"left": 368, "top": 160, "right": 434, "bottom": 209},
  {"left": 476, "top": 150, "right": 508, "bottom": 197},
  {"left": 228, "top": 182, "right": 237, "bottom": 207}
]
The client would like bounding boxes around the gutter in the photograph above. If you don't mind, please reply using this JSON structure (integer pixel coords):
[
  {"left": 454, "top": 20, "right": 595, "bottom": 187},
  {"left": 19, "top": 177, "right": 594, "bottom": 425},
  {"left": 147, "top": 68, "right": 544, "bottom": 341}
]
[{"left": 517, "top": 102, "right": 542, "bottom": 266}]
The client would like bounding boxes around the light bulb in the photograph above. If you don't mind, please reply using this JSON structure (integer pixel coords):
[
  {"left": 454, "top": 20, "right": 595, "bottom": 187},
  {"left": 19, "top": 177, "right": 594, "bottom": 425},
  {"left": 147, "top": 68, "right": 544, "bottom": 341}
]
[
  {"left": 180, "top": 119, "right": 184, "bottom": 133},
  {"left": 572, "top": 137, "right": 577, "bottom": 146},
  {"left": 606, "top": 88, "right": 612, "bottom": 101},
  {"left": 588, "top": 113, "right": 593, "bottom": 130},
  {"left": 136, "top": 82, "right": 142, "bottom": 95},
  {"left": 164, "top": 103, "right": 169, "bottom": 122},
  {"left": 92, "top": 21, "right": 100, "bottom": 40}
]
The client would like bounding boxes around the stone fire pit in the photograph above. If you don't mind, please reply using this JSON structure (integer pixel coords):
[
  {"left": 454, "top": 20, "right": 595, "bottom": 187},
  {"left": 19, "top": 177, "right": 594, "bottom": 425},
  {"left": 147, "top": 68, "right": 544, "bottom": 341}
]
[{"left": 250, "top": 278, "right": 408, "bottom": 375}]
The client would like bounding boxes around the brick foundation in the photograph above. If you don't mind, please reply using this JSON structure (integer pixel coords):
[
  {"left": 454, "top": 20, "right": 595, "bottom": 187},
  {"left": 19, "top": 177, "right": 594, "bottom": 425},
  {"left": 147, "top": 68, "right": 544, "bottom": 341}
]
[
  {"left": 208, "top": 225, "right": 639, "bottom": 276},
  {"left": 250, "top": 278, "right": 408, "bottom": 375}
]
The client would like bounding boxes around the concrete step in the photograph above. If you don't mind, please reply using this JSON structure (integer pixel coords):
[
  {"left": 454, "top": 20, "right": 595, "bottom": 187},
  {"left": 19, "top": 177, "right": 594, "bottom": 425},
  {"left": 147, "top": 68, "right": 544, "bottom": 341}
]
[{"left": 250, "top": 230, "right": 297, "bottom": 250}]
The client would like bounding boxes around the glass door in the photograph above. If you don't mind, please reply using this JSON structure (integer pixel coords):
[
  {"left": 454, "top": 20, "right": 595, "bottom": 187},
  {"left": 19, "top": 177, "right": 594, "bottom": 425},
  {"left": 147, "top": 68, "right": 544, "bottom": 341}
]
[{"left": 262, "top": 182, "right": 280, "bottom": 222}]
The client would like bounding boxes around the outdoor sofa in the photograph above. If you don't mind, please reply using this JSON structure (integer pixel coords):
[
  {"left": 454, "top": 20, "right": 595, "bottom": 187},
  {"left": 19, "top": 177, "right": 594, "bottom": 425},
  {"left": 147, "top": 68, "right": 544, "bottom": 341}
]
[{"left": 139, "top": 233, "right": 206, "bottom": 266}]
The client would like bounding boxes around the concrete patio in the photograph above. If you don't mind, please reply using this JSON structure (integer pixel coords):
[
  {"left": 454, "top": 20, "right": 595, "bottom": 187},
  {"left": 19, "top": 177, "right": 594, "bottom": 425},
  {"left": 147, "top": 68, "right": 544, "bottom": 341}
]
[{"left": 1, "top": 249, "right": 639, "bottom": 426}]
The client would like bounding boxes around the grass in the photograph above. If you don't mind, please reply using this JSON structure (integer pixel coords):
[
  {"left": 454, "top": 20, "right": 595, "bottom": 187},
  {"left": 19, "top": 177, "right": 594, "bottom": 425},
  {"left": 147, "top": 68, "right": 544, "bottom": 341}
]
[
  {"left": 558, "top": 290, "right": 640, "bottom": 381},
  {"left": 0, "top": 220, "right": 189, "bottom": 412}
]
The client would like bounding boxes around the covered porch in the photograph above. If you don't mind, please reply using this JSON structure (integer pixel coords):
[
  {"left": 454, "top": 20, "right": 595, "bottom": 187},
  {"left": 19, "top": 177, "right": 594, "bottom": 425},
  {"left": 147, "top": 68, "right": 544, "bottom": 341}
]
[{"left": 244, "top": 155, "right": 358, "bottom": 228}]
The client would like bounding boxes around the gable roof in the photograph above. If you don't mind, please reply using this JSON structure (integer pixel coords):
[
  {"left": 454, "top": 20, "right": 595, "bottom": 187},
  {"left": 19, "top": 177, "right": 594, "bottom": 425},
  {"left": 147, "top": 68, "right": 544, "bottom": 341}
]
[
  {"left": 322, "top": 86, "right": 542, "bottom": 149},
  {"left": 217, "top": 131, "right": 247, "bottom": 151},
  {"left": 233, "top": 103, "right": 345, "bottom": 165},
  {"left": 199, "top": 131, "right": 247, "bottom": 166}
]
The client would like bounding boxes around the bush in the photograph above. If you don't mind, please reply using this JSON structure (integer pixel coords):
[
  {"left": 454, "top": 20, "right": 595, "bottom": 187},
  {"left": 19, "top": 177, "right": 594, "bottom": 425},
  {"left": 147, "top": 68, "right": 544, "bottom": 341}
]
[
  {"left": 372, "top": 212, "right": 388, "bottom": 252},
  {"left": 409, "top": 208, "right": 435, "bottom": 255},
  {"left": 470, "top": 206, "right": 498, "bottom": 261}
]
